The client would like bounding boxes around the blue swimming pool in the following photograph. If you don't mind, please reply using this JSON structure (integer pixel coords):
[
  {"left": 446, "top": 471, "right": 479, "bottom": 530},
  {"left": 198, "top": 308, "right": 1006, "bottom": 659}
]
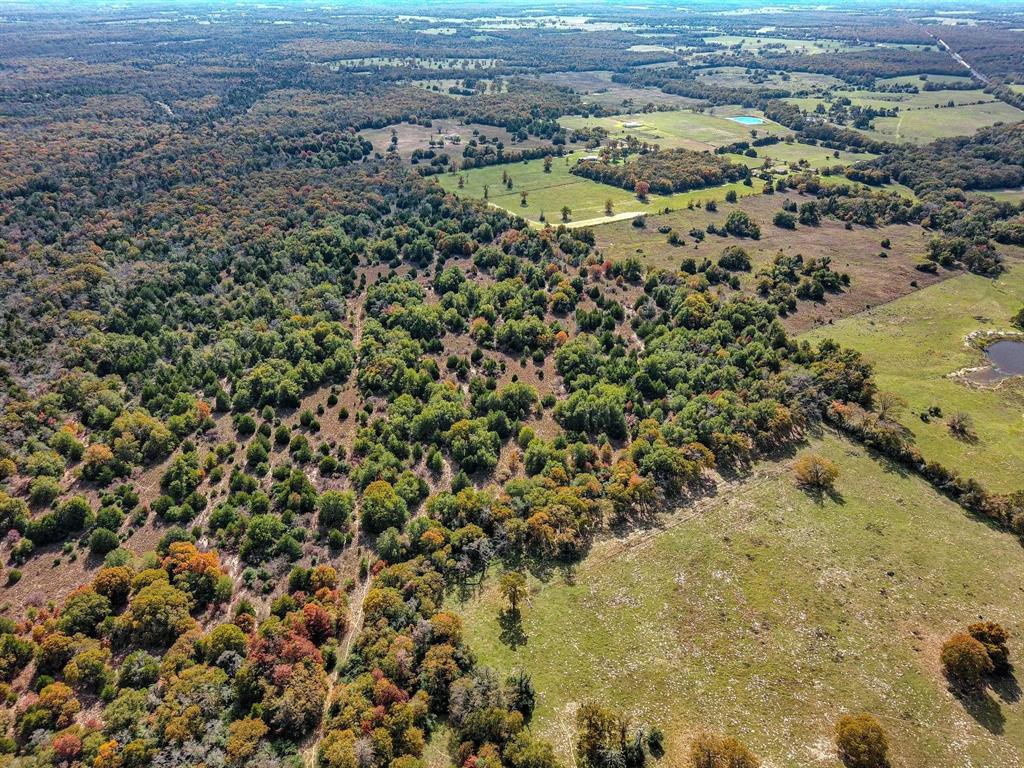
[{"left": 728, "top": 115, "right": 764, "bottom": 125}]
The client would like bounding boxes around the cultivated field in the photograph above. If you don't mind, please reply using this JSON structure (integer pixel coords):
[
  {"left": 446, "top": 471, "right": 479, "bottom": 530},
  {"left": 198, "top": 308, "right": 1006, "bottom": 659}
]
[
  {"left": 805, "top": 261, "right": 1024, "bottom": 493},
  {"left": 456, "top": 433, "right": 1024, "bottom": 768}
]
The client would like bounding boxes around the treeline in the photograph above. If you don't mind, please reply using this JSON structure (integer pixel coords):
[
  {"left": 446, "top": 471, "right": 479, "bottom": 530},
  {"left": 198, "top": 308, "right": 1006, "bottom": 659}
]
[
  {"left": 854, "top": 122, "right": 1024, "bottom": 194},
  {"left": 697, "top": 47, "right": 963, "bottom": 86},
  {"left": 569, "top": 148, "right": 749, "bottom": 195},
  {"left": 458, "top": 145, "right": 565, "bottom": 171}
]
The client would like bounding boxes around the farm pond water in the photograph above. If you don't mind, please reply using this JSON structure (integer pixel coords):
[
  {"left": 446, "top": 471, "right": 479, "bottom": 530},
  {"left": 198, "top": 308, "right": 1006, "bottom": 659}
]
[
  {"left": 728, "top": 115, "right": 764, "bottom": 125},
  {"left": 984, "top": 340, "right": 1024, "bottom": 376}
]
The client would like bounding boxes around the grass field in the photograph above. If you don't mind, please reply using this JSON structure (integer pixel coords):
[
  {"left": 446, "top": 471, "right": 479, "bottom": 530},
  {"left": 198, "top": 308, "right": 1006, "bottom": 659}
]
[
  {"left": 694, "top": 66, "right": 844, "bottom": 91},
  {"left": 723, "top": 142, "right": 876, "bottom": 171},
  {"left": 436, "top": 151, "right": 765, "bottom": 226},
  {"left": 536, "top": 71, "right": 706, "bottom": 110},
  {"left": 786, "top": 89, "right": 1024, "bottom": 143},
  {"left": 594, "top": 189, "right": 938, "bottom": 331},
  {"left": 701, "top": 34, "right": 852, "bottom": 54},
  {"left": 876, "top": 74, "right": 976, "bottom": 88},
  {"left": 362, "top": 120, "right": 545, "bottom": 160},
  {"left": 559, "top": 109, "right": 791, "bottom": 152},
  {"left": 455, "top": 434, "right": 1024, "bottom": 768},
  {"left": 805, "top": 262, "right": 1024, "bottom": 493},
  {"left": 865, "top": 101, "right": 1024, "bottom": 143}
]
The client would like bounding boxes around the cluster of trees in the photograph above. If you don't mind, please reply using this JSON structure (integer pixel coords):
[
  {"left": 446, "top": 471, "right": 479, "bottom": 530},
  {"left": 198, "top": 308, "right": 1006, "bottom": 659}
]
[
  {"left": 570, "top": 149, "right": 749, "bottom": 196},
  {"left": 858, "top": 122, "right": 1024, "bottom": 195},
  {"left": 756, "top": 251, "right": 849, "bottom": 313},
  {"left": 941, "top": 621, "right": 1012, "bottom": 691}
]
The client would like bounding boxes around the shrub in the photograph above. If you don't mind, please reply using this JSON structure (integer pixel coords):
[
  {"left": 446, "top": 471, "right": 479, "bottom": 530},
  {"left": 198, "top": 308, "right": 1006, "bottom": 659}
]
[
  {"left": 318, "top": 490, "right": 355, "bottom": 529},
  {"left": 89, "top": 527, "right": 120, "bottom": 556},
  {"left": 28, "top": 476, "right": 61, "bottom": 506},
  {"left": 941, "top": 632, "right": 993, "bottom": 689},
  {"left": 205, "top": 623, "right": 248, "bottom": 664},
  {"left": 773, "top": 210, "right": 797, "bottom": 229},
  {"left": 723, "top": 210, "right": 761, "bottom": 239},
  {"left": 792, "top": 452, "right": 839, "bottom": 491},
  {"left": 59, "top": 588, "right": 112, "bottom": 636},
  {"left": 718, "top": 245, "right": 751, "bottom": 272},
  {"left": 835, "top": 713, "right": 889, "bottom": 768},
  {"left": 118, "top": 650, "right": 160, "bottom": 688},
  {"left": 120, "top": 581, "right": 196, "bottom": 647},
  {"left": 93, "top": 566, "right": 132, "bottom": 604},
  {"left": 689, "top": 732, "right": 760, "bottom": 768},
  {"left": 966, "top": 621, "right": 1011, "bottom": 674},
  {"left": 361, "top": 481, "right": 408, "bottom": 534}
]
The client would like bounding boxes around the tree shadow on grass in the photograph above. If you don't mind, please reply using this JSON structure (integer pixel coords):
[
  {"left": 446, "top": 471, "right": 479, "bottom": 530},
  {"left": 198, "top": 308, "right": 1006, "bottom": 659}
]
[
  {"left": 954, "top": 687, "right": 1006, "bottom": 735},
  {"left": 991, "top": 669, "right": 1021, "bottom": 705},
  {"left": 800, "top": 484, "right": 846, "bottom": 506},
  {"left": 498, "top": 607, "right": 528, "bottom": 650}
]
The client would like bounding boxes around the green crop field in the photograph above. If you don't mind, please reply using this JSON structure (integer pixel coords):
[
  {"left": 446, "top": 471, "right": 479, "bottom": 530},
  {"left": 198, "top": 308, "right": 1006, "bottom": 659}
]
[
  {"left": 456, "top": 434, "right": 1024, "bottom": 768},
  {"left": 436, "top": 151, "right": 765, "bottom": 226},
  {"left": 805, "top": 261, "right": 1024, "bottom": 493}
]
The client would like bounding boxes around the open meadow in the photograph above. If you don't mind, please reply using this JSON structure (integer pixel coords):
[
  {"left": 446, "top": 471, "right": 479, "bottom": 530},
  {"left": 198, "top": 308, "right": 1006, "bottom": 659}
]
[
  {"left": 456, "top": 434, "right": 1024, "bottom": 768},
  {"left": 805, "top": 261, "right": 1024, "bottom": 493},
  {"left": 437, "top": 151, "right": 766, "bottom": 226},
  {"left": 593, "top": 189, "right": 944, "bottom": 331}
]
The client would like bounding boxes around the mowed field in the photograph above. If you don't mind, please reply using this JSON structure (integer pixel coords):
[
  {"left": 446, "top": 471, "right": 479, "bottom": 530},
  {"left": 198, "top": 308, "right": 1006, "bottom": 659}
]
[
  {"left": 786, "top": 87, "right": 1024, "bottom": 143},
  {"left": 455, "top": 434, "right": 1024, "bottom": 768},
  {"left": 559, "top": 109, "right": 791, "bottom": 152},
  {"left": 536, "top": 71, "right": 707, "bottom": 110},
  {"left": 593, "top": 190, "right": 944, "bottom": 332},
  {"left": 436, "top": 151, "right": 765, "bottom": 226},
  {"left": 805, "top": 261, "right": 1024, "bottom": 493}
]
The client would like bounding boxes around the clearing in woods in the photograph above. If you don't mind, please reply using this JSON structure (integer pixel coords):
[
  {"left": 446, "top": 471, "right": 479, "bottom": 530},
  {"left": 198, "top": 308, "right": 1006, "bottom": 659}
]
[
  {"left": 437, "top": 151, "right": 765, "bottom": 226},
  {"left": 455, "top": 434, "right": 1024, "bottom": 768}
]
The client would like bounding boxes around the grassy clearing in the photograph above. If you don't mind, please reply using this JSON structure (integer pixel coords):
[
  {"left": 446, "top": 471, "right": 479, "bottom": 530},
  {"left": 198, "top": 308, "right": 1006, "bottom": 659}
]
[
  {"left": 536, "top": 71, "right": 706, "bottom": 110},
  {"left": 361, "top": 120, "right": 544, "bottom": 160},
  {"left": 724, "top": 142, "right": 876, "bottom": 171},
  {"left": 455, "top": 433, "right": 1024, "bottom": 768},
  {"left": 985, "top": 188, "right": 1024, "bottom": 203},
  {"left": 701, "top": 34, "right": 852, "bottom": 54},
  {"left": 559, "top": 109, "right": 791, "bottom": 152},
  {"left": 864, "top": 101, "right": 1024, "bottom": 143},
  {"left": 694, "top": 66, "right": 844, "bottom": 91},
  {"left": 594, "top": 189, "right": 939, "bottom": 332},
  {"left": 786, "top": 89, "right": 1024, "bottom": 143},
  {"left": 805, "top": 262, "right": 1024, "bottom": 493},
  {"left": 436, "top": 151, "right": 764, "bottom": 226},
  {"left": 876, "top": 74, "right": 976, "bottom": 88}
]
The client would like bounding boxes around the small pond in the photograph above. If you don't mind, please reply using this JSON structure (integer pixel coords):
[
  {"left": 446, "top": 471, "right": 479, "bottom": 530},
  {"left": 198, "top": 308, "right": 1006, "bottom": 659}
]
[
  {"left": 728, "top": 115, "right": 764, "bottom": 125},
  {"left": 984, "top": 339, "right": 1024, "bottom": 376}
]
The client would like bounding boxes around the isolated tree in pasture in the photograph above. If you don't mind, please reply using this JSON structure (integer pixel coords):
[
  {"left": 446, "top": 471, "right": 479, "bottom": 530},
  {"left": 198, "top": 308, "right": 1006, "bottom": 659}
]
[
  {"left": 689, "top": 732, "right": 760, "bottom": 768},
  {"left": 941, "top": 632, "right": 993, "bottom": 690},
  {"left": 792, "top": 453, "right": 839, "bottom": 491},
  {"left": 499, "top": 571, "right": 528, "bottom": 612},
  {"left": 835, "top": 714, "right": 890, "bottom": 768}
]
